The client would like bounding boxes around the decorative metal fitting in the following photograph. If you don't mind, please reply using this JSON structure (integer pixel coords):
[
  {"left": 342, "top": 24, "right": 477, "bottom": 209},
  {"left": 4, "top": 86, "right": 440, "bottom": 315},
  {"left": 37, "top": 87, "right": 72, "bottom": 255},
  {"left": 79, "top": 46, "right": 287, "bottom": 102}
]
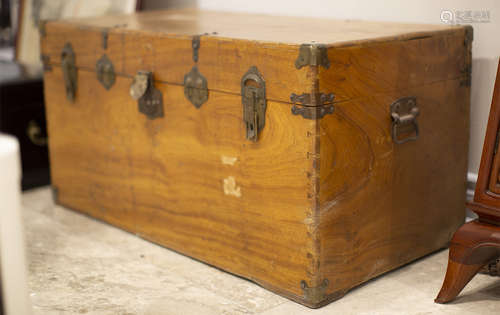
[
  {"left": 290, "top": 92, "right": 335, "bottom": 120},
  {"left": 184, "top": 66, "right": 208, "bottom": 108},
  {"left": 96, "top": 54, "right": 115, "bottom": 90},
  {"left": 130, "top": 71, "right": 164, "bottom": 120}
]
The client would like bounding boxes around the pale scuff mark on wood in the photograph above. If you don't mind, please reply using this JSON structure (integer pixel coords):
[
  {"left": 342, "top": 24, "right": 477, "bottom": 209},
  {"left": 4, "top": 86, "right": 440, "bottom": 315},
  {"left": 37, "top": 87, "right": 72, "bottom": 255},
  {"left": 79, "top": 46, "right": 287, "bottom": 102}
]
[
  {"left": 223, "top": 176, "right": 241, "bottom": 197},
  {"left": 221, "top": 156, "right": 238, "bottom": 165}
]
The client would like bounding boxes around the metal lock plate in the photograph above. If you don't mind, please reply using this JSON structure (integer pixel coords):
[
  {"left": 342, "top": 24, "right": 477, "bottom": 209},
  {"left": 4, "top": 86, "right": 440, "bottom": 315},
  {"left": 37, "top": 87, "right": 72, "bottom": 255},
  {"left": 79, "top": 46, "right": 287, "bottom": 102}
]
[
  {"left": 241, "top": 66, "right": 266, "bottom": 142},
  {"left": 184, "top": 66, "right": 208, "bottom": 108},
  {"left": 61, "top": 43, "right": 77, "bottom": 102},
  {"left": 96, "top": 54, "right": 115, "bottom": 90},
  {"left": 390, "top": 96, "right": 419, "bottom": 144},
  {"left": 130, "top": 71, "right": 164, "bottom": 120}
]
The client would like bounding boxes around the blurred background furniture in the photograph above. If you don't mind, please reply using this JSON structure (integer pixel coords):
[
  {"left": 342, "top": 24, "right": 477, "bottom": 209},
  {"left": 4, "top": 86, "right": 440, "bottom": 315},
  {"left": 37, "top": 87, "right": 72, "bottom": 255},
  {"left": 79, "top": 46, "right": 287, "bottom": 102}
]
[
  {"left": 435, "top": 60, "right": 500, "bottom": 303},
  {"left": 0, "top": 0, "right": 150, "bottom": 190},
  {"left": 0, "top": 61, "right": 49, "bottom": 190}
]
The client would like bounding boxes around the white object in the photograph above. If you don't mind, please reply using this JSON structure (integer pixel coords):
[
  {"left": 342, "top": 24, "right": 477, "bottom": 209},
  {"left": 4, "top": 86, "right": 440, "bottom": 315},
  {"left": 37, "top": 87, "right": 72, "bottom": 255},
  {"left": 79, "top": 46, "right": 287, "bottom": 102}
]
[{"left": 0, "top": 134, "right": 32, "bottom": 315}]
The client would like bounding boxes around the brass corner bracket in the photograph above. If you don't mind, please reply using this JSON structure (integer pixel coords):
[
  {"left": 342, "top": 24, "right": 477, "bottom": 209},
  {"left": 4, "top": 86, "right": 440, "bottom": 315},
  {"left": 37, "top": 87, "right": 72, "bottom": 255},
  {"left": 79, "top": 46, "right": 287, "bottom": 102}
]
[
  {"left": 295, "top": 43, "right": 330, "bottom": 70},
  {"left": 301, "top": 279, "right": 329, "bottom": 306}
]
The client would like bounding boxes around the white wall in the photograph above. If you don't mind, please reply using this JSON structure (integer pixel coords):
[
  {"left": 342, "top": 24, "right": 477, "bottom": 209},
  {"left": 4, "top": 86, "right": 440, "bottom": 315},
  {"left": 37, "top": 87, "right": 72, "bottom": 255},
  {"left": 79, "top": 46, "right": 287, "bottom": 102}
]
[{"left": 200, "top": 0, "right": 500, "bottom": 176}]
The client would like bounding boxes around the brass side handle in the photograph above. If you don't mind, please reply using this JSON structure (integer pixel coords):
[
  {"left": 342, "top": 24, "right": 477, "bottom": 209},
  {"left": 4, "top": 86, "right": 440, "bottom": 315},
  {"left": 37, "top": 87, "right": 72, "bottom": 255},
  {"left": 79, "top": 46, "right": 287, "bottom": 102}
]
[{"left": 390, "top": 97, "right": 419, "bottom": 144}]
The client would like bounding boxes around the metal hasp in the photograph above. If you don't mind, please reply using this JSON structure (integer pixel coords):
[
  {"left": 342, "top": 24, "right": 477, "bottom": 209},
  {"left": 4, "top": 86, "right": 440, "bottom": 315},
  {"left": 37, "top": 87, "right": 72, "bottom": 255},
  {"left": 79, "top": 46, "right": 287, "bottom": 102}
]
[
  {"left": 192, "top": 35, "right": 200, "bottom": 62},
  {"left": 184, "top": 35, "right": 209, "bottom": 108},
  {"left": 301, "top": 279, "right": 329, "bottom": 306},
  {"left": 61, "top": 42, "right": 77, "bottom": 102},
  {"left": 130, "top": 71, "right": 164, "bottom": 120},
  {"left": 295, "top": 44, "right": 330, "bottom": 69},
  {"left": 101, "top": 29, "right": 109, "bottom": 49},
  {"left": 96, "top": 54, "right": 115, "bottom": 90},
  {"left": 390, "top": 96, "right": 419, "bottom": 144},
  {"left": 290, "top": 93, "right": 335, "bottom": 119},
  {"left": 241, "top": 66, "right": 267, "bottom": 142}
]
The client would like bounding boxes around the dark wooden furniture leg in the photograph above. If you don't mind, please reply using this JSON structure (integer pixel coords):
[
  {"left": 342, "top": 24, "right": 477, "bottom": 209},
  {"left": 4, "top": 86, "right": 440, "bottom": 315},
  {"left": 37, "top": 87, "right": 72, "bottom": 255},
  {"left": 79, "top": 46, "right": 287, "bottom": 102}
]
[{"left": 435, "top": 220, "right": 500, "bottom": 303}]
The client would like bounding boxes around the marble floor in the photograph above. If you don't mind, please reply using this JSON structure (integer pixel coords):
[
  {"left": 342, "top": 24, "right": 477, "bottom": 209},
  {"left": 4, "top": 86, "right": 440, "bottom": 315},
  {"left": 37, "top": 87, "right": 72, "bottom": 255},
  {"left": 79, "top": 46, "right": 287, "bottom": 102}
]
[{"left": 22, "top": 187, "right": 500, "bottom": 315}]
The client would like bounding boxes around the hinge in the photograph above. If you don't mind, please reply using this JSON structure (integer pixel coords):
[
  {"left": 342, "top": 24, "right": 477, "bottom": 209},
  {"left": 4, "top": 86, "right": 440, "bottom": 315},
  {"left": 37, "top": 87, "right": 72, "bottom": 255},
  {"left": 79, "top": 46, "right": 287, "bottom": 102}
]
[
  {"left": 192, "top": 35, "right": 200, "bottom": 63},
  {"left": 290, "top": 93, "right": 335, "bottom": 120},
  {"left": 101, "top": 29, "right": 109, "bottom": 50},
  {"left": 295, "top": 44, "right": 330, "bottom": 70},
  {"left": 241, "top": 66, "right": 267, "bottom": 141},
  {"left": 301, "top": 279, "right": 329, "bottom": 306}
]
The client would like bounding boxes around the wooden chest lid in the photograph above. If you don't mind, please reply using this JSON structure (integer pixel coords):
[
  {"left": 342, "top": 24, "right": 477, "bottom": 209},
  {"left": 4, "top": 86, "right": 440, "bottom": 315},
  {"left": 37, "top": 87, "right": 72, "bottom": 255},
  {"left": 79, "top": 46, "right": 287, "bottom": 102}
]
[
  {"left": 46, "top": 9, "right": 461, "bottom": 45},
  {"left": 41, "top": 9, "right": 468, "bottom": 104}
]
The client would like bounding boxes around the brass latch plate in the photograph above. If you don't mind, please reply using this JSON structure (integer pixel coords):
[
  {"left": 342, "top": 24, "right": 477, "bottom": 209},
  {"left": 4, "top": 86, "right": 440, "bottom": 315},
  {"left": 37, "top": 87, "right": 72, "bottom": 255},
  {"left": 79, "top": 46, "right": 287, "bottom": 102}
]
[{"left": 241, "top": 66, "right": 266, "bottom": 142}]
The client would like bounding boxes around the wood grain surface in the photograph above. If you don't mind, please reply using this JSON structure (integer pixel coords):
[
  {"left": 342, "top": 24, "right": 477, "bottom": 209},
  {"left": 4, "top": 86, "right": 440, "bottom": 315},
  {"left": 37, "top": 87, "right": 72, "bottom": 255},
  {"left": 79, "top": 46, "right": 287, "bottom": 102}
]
[
  {"left": 41, "top": 8, "right": 461, "bottom": 45},
  {"left": 44, "top": 67, "right": 317, "bottom": 299},
  {"left": 42, "top": 9, "right": 470, "bottom": 307},
  {"left": 318, "top": 78, "right": 469, "bottom": 301}
]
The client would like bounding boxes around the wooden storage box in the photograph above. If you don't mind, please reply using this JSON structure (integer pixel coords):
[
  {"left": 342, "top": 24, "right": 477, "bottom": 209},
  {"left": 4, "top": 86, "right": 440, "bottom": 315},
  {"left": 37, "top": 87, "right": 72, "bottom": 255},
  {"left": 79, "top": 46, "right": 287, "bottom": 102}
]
[{"left": 41, "top": 9, "right": 471, "bottom": 308}]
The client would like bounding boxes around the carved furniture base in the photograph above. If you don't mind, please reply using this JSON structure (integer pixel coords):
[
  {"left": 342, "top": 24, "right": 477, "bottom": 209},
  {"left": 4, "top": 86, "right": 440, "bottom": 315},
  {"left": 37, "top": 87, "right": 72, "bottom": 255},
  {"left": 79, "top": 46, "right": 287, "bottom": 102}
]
[{"left": 435, "top": 220, "right": 500, "bottom": 303}]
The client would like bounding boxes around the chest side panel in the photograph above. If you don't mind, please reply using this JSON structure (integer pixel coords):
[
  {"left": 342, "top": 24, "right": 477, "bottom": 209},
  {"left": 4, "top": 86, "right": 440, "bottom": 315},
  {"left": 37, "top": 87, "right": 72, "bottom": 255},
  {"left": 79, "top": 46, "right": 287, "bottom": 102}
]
[{"left": 316, "top": 33, "right": 470, "bottom": 303}]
